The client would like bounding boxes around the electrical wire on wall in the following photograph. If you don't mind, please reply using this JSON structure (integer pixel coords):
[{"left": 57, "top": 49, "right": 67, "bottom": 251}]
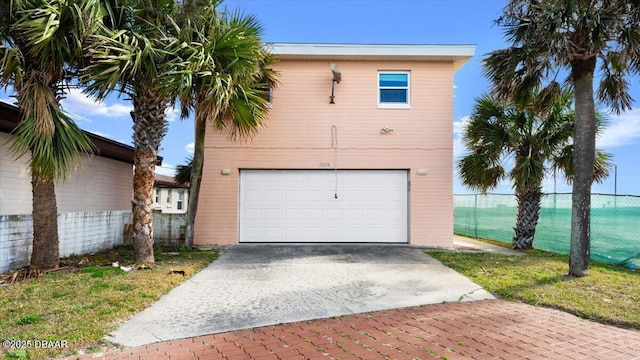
[{"left": 331, "top": 125, "right": 338, "bottom": 199}]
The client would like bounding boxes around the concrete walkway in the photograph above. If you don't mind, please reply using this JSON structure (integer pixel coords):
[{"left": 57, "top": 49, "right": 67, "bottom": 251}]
[
  {"left": 453, "top": 235, "right": 524, "bottom": 255},
  {"left": 69, "top": 299, "right": 640, "bottom": 360},
  {"left": 106, "top": 245, "right": 494, "bottom": 347}
]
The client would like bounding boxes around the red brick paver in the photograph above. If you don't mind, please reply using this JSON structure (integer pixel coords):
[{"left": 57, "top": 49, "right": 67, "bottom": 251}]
[{"left": 66, "top": 299, "right": 640, "bottom": 360}]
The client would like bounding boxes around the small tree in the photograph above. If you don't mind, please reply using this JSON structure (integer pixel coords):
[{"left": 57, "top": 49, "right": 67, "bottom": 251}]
[
  {"left": 83, "top": 0, "right": 184, "bottom": 264},
  {"left": 1, "top": 0, "right": 97, "bottom": 270},
  {"left": 458, "top": 91, "right": 610, "bottom": 249},
  {"left": 175, "top": 3, "right": 276, "bottom": 248},
  {"left": 484, "top": 0, "right": 640, "bottom": 276},
  {"left": 174, "top": 156, "right": 192, "bottom": 186}
]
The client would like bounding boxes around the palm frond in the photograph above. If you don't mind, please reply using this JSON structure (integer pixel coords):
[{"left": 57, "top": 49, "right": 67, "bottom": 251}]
[
  {"left": 9, "top": 110, "right": 96, "bottom": 182},
  {"left": 174, "top": 155, "right": 193, "bottom": 185},
  {"left": 488, "top": 0, "right": 640, "bottom": 113},
  {"left": 457, "top": 153, "right": 505, "bottom": 193},
  {"left": 458, "top": 89, "right": 610, "bottom": 193}
]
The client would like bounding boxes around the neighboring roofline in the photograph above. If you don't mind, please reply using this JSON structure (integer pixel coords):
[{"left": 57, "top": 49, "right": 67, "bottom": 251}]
[
  {"left": 0, "top": 101, "right": 162, "bottom": 166},
  {"left": 154, "top": 174, "right": 189, "bottom": 189},
  {"left": 267, "top": 43, "right": 476, "bottom": 72}
]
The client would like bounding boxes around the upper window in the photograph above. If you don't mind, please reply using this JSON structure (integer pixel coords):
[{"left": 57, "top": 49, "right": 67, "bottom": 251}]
[
  {"left": 378, "top": 72, "right": 410, "bottom": 108},
  {"left": 177, "top": 191, "right": 184, "bottom": 210}
]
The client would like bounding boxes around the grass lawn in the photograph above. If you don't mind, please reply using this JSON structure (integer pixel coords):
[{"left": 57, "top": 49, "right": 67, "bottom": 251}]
[
  {"left": 427, "top": 248, "right": 640, "bottom": 329},
  {"left": 0, "top": 245, "right": 218, "bottom": 360}
]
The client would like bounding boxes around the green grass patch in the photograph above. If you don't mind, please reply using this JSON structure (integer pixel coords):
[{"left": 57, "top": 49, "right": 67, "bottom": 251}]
[
  {"left": 79, "top": 267, "right": 126, "bottom": 278},
  {"left": 16, "top": 315, "right": 45, "bottom": 326},
  {"left": 0, "top": 245, "right": 218, "bottom": 360},
  {"left": 427, "top": 248, "right": 640, "bottom": 329}
]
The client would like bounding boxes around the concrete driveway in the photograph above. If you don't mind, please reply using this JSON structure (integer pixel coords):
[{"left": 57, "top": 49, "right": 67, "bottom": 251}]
[{"left": 107, "top": 245, "right": 494, "bottom": 347}]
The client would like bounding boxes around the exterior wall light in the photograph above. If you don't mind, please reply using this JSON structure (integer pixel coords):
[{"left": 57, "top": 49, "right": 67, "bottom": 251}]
[
  {"left": 221, "top": 169, "right": 231, "bottom": 175},
  {"left": 416, "top": 169, "right": 427, "bottom": 176},
  {"left": 329, "top": 64, "right": 341, "bottom": 104}
]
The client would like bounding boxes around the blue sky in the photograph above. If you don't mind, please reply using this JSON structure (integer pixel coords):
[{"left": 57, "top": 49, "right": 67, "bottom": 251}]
[{"left": 2, "top": 0, "right": 639, "bottom": 195}]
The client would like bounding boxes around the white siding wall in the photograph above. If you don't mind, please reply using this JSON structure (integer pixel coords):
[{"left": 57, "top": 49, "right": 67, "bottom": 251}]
[
  {"left": 153, "top": 187, "right": 188, "bottom": 214},
  {"left": 56, "top": 156, "right": 133, "bottom": 213},
  {"left": 1, "top": 132, "right": 133, "bottom": 215},
  {"left": 1, "top": 130, "right": 135, "bottom": 272},
  {"left": 0, "top": 132, "right": 33, "bottom": 215}
]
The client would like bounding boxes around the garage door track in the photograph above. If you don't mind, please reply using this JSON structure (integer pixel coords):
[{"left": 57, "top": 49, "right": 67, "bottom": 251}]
[{"left": 107, "top": 245, "right": 493, "bottom": 347}]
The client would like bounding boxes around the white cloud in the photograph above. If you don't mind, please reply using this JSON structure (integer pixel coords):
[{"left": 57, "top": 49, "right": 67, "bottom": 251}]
[
  {"left": 453, "top": 115, "right": 471, "bottom": 159},
  {"left": 155, "top": 164, "right": 176, "bottom": 177},
  {"left": 165, "top": 105, "right": 180, "bottom": 122},
  {"left": 60, "top": 88, "right": 132, "bottom": 121},
  {"left": 185, "top": 142, "right": 194, "bottom": 154},
  {"left": 597, "top": 108, "right": 640, "bottom": 149}
]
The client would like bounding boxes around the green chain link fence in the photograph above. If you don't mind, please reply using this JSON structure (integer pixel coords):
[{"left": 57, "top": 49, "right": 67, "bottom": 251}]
[{"left": 454, "top": 193, "right": 640, "bottom": 266}]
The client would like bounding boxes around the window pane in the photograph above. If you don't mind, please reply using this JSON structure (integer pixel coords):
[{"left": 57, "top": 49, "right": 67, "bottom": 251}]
[
  {"left": 380, "top": 89, "right": 408, "bottom": 103},
  {"left": 379, "top": 73, "right": 408, "bottom": 87}
]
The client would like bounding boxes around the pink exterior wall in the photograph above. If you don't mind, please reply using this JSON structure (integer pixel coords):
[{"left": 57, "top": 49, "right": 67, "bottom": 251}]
[{"left": 196, "top": 59, "right": 456, "bottom": 247}]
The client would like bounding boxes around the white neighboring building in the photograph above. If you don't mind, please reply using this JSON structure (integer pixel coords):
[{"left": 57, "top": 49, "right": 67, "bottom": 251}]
[
  {"left": 153, "top": 174, "right": 189, "bottom": 214},
  {"left": 0, "top": 101, "right": 137, "bottom": 272},
  {"left": 0, "top": 101, "right": 135, "bottom": 216}
]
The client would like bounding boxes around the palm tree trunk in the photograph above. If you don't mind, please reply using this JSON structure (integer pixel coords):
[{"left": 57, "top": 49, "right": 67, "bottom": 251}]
[
  {"left": 30, "top": 175, "right": 59, "bottom": 271},
  {"left": 130, "top": 88, "right": 168, "bottom": 265},
  {"left": 569, "top": 58, "right": 597, "bottom": 277},
  {"left": 131, "top": 148, "right": 156, "bottom": 264},
  {"left": 512, "top": 186, "right": 542, "bottom": 249},
  {"left": 184, "top": 116, "right": 205, "bottom": 248}
]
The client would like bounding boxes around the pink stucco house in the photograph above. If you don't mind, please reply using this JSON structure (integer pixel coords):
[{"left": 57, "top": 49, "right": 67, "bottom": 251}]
[{"left": 196, "top": 43, "right": 475, "bottom": 247}]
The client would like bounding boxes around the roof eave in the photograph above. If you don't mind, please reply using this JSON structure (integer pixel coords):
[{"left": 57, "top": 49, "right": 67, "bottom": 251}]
[
  {"left": 0, "top": 101, "right": 163, "bottom": 166},
  {"left": 268, "top": 43, "right": 475, "bottom": 72}
]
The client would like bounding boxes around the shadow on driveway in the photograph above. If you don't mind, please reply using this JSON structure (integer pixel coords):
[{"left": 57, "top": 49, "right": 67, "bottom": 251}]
[{"left": 107, "top": 245, "right": 494, "bottom": 347}]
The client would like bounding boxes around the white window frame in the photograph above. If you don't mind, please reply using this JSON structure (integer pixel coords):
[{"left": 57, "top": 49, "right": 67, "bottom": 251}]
[
  {"left": 177, "top": 190, "right": 184, "bottom": 210},
  {"left": 154, "top": 188, "right": 160, "bottom": 203},
  {"left": 377, "top": 71, "right": 411, "bottom": 109},
  {"left": 166, "top": 189, "right": 172, "bottom": 207}
]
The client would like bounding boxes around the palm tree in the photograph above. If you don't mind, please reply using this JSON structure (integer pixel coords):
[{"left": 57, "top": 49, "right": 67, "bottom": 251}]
[
  {"left": 458, "top": 91, "right": 610, "bottom": 250},
  {"left": 484, "top": 0, "right": 640, "bottom": 276},
  {"left": 1, "top": 1, "right": 97, "bottom": 271},
  {"left": 82, "top": 0, "right": 184, "bottom": 264},
  {"left": 175, "top": 3, "right": 276, "bottom": 248},
  {"left": 174, "top": 155, "right": 192, "bottom": 186}
]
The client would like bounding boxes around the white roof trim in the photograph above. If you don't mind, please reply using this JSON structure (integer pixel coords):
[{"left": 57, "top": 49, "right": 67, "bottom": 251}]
[
  {"left": 269, "top": 43, "right": 474, "bottom": 57},
  {"left": 267, "top": 43, "right": 476, "bottom": 72}
]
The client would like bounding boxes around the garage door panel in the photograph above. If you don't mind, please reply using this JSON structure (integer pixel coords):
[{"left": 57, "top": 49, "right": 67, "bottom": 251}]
[
  {"left": 285, "top": 209, "right": 303, "bottom": 220},
  {"left": 264, "top": 228, "right": 283, "bottom": 239},
  {"left": 265, "top": 209, "right": 283, "bottom": 220},
  {"left": 304, "top": 228, "right": 323, "bottom": 241},
  {"left": 285, "top": 227, "right": 303, "bottom": 239},
  {"left": 244, "top": 190, "right": 263, "bottom": 201},
  {"left": 243, "top": 227, "right": 262, "bottom": 240},
  {"left": 286, "top": 190, "right": 303, "bottom": 201},
  {"left": 239, "top": 170, "right": 407, "bottom": 243},
  {"left": 345, "top": 208, "right": 365, "bottom": 221},
  {"left": 265, "top": 190, "right": 283, "bottom": 201},
  {"left": 243, "top": 208, "right": 261, "bottom": 219}
]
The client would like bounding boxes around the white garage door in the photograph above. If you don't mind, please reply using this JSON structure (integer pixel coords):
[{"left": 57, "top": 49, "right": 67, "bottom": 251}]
[{"left": 239, "top": 170, "right": 408, "bottom": 243}]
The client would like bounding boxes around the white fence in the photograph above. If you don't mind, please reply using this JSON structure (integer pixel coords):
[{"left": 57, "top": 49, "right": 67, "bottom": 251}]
[{"left": 0, "top": 211, "right": 187, "bottom": 273}]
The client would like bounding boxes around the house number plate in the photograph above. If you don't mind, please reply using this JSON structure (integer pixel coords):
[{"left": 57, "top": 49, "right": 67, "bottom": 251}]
[{"left": 319, "top": 162, "right": 331, "bottom": 168}]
